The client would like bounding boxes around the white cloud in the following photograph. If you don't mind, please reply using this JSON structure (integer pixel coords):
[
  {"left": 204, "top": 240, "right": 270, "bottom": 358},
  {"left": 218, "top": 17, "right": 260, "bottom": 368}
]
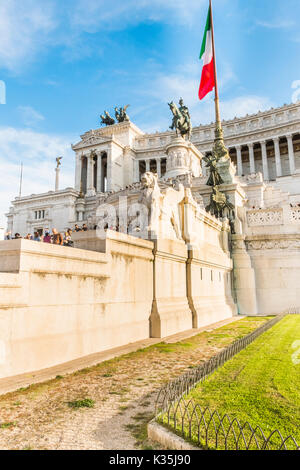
[
  {"left": 220, "top": 95, "right": 275, "bottom": 120},
  {"left": 138, "top": 63, "right": 274, "bottom": 132},
  {"left": 18, "top": 106, "right": 45, "bottom": 127},
  {"left": 256, "top": 19, "right": 294, "bottom": 29},
  {"left": 0, "top": 127, "right": 76, "bottom": 228},
  {"left": 0, "top": 0, "right": 56, "bottom": 72},
  {"left": 0, "top": 0, "right": 212, "bottom": 72},
  {"left": 147, "top": 61, "right": 237, "bottom": 106},
  {"left": 70, "top": 0, "right": 208, "bottom": 31}
]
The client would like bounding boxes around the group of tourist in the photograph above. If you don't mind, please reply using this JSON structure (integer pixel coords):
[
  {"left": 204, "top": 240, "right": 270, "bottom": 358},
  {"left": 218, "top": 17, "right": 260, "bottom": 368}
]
[
  {"left": 4, "top": 224, "right": 93, "bottom": 246},
  {"left": 4, "top": 228, "right": 75, "bottom": 247},
  {"left": 74, "top": 224, "right": 89, "bottom": 232}
]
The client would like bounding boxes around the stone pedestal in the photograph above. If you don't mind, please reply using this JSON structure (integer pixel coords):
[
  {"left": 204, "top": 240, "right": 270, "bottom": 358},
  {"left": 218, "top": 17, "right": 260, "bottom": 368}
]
[
  {"left": 164, "top": 137, "right": 202, "bottom": 180},
  {"left": 231, "top": 234, "right": 258, "bottom": 315},
  {"left": 150, "top": 239, "right": 193, "bottom": 338}
]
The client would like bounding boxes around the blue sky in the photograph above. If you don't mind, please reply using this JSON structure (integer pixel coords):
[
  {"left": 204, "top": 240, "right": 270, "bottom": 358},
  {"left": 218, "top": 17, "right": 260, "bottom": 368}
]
[{"left": 0, "top": 0, "right": 300, "bottom": 228}]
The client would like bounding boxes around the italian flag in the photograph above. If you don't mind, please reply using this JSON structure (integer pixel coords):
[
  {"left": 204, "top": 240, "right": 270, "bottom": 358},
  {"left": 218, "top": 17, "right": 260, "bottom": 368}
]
[{"left": 198, "top": 5, "right": 215, "bottom": 100}]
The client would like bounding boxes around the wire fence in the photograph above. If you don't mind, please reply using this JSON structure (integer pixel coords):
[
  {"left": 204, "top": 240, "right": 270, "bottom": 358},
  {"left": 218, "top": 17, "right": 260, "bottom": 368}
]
[
  {"left": 158, "top": 398, "right": 300, "bottom": 450},
  {"left": 155, "top": 313, "right": 300, "bottom": 451}
]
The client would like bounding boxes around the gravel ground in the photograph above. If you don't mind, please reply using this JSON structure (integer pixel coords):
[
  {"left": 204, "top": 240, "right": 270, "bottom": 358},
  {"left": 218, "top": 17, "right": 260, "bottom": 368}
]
[{"left": 0, "top": 316, "right": 269, "bottom": 450}]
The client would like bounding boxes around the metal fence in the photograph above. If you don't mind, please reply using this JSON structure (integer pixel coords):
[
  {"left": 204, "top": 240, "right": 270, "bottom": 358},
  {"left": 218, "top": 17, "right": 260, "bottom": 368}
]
[
  {"left": 158, "top": 398, "right": 300, "bottom": 450},
  {"left": 155, "top": 313, "right": 300, "bottom": 451}
]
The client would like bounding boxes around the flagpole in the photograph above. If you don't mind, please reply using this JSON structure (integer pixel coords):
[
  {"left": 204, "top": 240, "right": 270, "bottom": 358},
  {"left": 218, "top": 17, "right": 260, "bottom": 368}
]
[
  {"left": 19, "top": 162, "right": 23, "bottom": 198},
  {"left": 209, "top": 0, "right": 221, "bottom": 126}
]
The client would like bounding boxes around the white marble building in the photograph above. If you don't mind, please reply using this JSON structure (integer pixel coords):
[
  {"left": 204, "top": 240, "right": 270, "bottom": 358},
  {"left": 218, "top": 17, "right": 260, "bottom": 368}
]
[
  {"left": 1, "top": 102, "right": 300, "bottom": 383},
  {"left": 6, "top": 101, "right": 300, "bottom": 236}
]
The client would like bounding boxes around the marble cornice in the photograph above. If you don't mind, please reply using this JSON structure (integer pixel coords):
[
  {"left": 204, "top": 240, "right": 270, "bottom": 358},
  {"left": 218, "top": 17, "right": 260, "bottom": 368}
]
[
  {"left": 12, "top": 189, "right": 79, "bottom": 207},
  {"left": 196, "top": 122, "right": 300, "bottom": 150},
  {"left": 133, "top": 103, "right": 300, "bottom": 151}
]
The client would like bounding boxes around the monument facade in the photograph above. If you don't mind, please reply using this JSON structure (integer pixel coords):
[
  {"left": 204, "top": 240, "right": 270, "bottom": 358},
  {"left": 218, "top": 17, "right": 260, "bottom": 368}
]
[
  {"left": 6, "top": 102, "right": 300, "bottom": 236},
  {"left": 1, "top": 101, "right": 300, "bottom": 386}
]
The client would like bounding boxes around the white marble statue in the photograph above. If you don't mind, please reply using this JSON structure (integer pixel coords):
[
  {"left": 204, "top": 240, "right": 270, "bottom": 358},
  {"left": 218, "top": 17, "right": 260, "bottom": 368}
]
[
  {"left": 139, "top": 172, "right": 185, "bottom": 240},
  {"left": 161, "top": 180, "right": 185, "bottom": 240},
  {"left": 139, "top": 172, "right": 162, "bottom": 235}
]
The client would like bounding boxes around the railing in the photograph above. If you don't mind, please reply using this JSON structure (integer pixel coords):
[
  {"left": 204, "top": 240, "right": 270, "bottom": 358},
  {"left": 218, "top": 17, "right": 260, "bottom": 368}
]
[
  {"left": 156, "top": 314, "right": 286, "bottom": 412},
  {"left": 155, "top": 313, "right": 300, "bottom": 450},
  {"left": 158, "top": 398, "right": 300, "bottom": 450},
  {"left": 247, "top": 208, "right": 283, "bottom": 227}
]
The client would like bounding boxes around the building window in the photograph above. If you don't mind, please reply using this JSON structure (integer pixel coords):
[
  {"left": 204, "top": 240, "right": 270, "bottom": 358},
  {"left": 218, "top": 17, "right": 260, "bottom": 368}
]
[{"left": 35, "top": 210, "right": 45, "bottom": 220}]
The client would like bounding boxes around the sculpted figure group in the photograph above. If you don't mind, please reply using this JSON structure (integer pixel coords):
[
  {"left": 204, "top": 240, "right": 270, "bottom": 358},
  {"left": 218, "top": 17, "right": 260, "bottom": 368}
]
[
  {"left": 203, "top": 152, "right": 235, "bottom": 220},
  {"left": 100, "top": 105, "right": 130, "bottom": 126}
]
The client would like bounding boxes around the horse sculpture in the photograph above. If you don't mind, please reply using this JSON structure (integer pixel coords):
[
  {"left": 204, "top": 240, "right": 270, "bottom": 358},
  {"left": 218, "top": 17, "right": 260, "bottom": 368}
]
[
  {"left": 115, "top": 105, "right": 130, "bottom": 123},
  {"left": 100, "top": 111, "right": 115, "bottom": 126},
  {"left": 168, "top": 100, "right": 192, "bottom": 140}
]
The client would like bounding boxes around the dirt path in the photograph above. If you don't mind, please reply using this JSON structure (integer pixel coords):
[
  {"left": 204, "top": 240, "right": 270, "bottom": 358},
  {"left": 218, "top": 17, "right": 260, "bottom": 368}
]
[{"left": 0, "top": 316, "right": 270, "bottom": 450}]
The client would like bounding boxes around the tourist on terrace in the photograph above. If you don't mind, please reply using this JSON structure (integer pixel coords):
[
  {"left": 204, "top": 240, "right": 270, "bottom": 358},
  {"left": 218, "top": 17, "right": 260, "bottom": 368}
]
[
  {"left": 43, "top": 232, "right": 52, "bottom": 243},
  {"left": 82, "top": 224, "right": 88, "bottom": 232},
  {"left": 63, "top": 229, "right": 73, "bottom": 247},
  {"left": 52, "top": 228, "right": 63, "bottom": 245},
  {"left": 74, "top": 224, "right": 81, "bottom": 232},
  {"left": 14, "top": 233, "right": 22, "bottom": 239},
  {"left": 4, "top": 231, "right": 12, "bottom": 240},
  {"left": 24, "top": 234, "right": 31, "bottom": 240},
  {"left": 32, "top": 231, "right": 41, "bottom": 242}
]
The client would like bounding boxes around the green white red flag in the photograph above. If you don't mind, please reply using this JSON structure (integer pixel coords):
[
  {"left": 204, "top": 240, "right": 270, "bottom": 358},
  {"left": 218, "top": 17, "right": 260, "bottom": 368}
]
[{"left": 198, "top": 5, "right": 215, "bottom": 100}]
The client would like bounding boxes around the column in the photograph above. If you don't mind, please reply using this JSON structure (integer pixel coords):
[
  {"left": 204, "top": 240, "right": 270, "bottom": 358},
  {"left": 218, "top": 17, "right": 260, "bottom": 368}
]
[
  {"left": 261, "top": 140, "right": 269, "bottom": 181},
  {"left": 106, "top": 150, "right": 112, "bottom": 192},
  {"left": 96, "top": 153, "right": 102, "bottom": 192},
  {"left": 75, "top": 154, "right": 82, "bottom": 191},
  {"left": 236, "top": 145, "right": 243, "bottom": 176},
  {"left": 134, "top": 159, "right": 140, "bottom": 182},
  {"left": 287, "top": 134, "right": 296, "bottom": 175},
  {"left": 273, "top": 137, "right": 282, "bottom": 178},
  {"left": 156, "top": 158, "right": 161, "bottom": 178},
  {"left": 248, "top": 143, "right": 255, "bottom": 174},
  {"left": 202, "top": 157, "right": 207, "bottom": 177},
  {"left": 55, "top": 167, "right": 60, "bottom": 191},
  {"left": 146, "top": 160, "right": 150, "bottom": 172},
  {"left": 87, "top": 154, "right": 95, "bottom": 194}
]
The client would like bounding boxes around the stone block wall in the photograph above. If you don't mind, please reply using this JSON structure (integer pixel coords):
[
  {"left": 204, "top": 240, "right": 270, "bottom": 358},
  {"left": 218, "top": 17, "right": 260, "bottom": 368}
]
[
  {"left": 246, "top": 235, "right": 300, "bottom": 314},
  {"left": 0, "top": 224, "right": 237, "bottom": 382},
  {"left": 0, "top": 233, "right": 154, "bottom": 380}
]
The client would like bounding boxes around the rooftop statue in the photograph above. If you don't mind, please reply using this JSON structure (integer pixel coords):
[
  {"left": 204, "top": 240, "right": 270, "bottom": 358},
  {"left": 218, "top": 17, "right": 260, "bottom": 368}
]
[
  {"left": 168, "top": 98, "right": 192, "bottom": 140},
  {"left": 56, "top": 156, "right": 63, "bottom": 169},
  {"left": 100, "top": 111, "right": 116, "bottom": 126},
  {"left": 115, "top": 105, "right": 130, "bottom": 123}
]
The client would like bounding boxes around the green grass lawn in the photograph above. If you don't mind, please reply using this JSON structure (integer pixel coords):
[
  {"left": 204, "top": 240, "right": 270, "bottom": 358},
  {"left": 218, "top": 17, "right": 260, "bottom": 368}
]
[{"left": 160, "top": 315, "right": 300, "bottom": 450}]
